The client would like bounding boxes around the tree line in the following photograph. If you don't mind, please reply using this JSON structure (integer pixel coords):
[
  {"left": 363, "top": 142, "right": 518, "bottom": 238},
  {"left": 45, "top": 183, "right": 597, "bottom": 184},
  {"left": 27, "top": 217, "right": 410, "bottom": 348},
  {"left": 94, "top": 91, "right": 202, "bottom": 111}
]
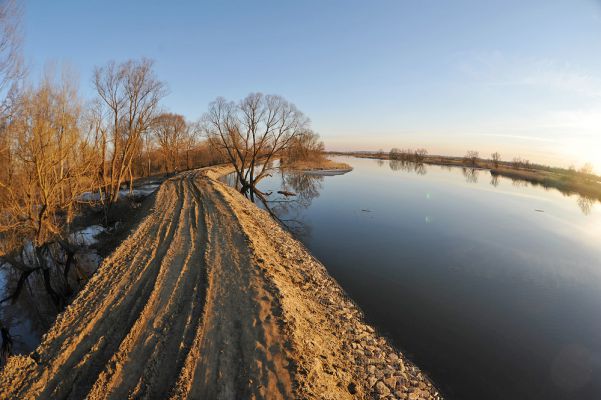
[
  {"left": 0, "top": 57, "right": 224, "bottom": 252},
  {"left": 0, "top": 0, "right": 322, "bottom": 333},
  {"left": 385, "top": 146, "right": 594, "bottom": 178},
  {"left": 0, "top": 8, "right": 321, "bottom": 253}
]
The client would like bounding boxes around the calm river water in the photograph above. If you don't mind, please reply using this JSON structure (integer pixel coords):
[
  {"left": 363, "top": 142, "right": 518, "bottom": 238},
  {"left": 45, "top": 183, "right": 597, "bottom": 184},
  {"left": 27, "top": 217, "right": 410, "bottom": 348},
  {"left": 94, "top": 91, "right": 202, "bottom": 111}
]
[{"left": 246, "top": 156, "right": 601, "bottom": 400}]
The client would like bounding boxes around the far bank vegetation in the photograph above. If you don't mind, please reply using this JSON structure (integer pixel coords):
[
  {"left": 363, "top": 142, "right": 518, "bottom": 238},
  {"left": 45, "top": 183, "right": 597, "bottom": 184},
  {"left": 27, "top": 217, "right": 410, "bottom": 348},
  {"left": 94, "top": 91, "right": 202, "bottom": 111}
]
[{"left": 338, "top": 147, "right": 600, "bottom": 202}]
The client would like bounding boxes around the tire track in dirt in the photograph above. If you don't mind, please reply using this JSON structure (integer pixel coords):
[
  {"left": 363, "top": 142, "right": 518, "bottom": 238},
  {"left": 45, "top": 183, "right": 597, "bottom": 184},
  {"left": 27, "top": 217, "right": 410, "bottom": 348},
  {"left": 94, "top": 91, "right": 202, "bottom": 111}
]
[
  {"left": 0, "top": 171, "right": 294, "bottom": 400},
  {"left": 177, "top": 176, "right": 293, "bottom": 400},
  {"left": 35, "top": 178, "right": 187, "bottom": 399},
  {"left": 0, "top": 168, "right": 442, "bottom": 400}
]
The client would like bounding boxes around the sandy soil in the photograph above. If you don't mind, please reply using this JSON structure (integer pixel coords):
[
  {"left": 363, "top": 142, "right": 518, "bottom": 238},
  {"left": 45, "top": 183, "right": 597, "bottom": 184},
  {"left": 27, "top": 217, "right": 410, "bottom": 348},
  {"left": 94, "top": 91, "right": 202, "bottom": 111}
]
[{"left": 0, "top": 167, "right": 442, "bottom": 400}]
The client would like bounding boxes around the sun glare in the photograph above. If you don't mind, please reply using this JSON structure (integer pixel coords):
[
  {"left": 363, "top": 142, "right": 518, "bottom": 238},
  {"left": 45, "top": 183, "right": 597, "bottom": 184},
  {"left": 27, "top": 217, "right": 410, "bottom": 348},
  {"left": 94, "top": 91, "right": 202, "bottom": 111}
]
[
  {"left": 577, "top": 143, "right": 601, "bottom": 174},
  {"left": 559, "top": 134, "right": 601, "bottom": 174}
]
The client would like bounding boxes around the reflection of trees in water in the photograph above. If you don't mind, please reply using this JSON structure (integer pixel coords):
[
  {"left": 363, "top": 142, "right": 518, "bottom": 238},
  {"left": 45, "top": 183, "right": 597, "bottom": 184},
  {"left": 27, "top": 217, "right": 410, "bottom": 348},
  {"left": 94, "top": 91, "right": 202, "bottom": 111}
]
[
  {"left": 243, "top": 170, "right": 323, "bottom": 238},
  {"left": 486, "top": 171, "right": 597, "bottom": 217},
  {"left": 272, "top": 172, "right": 322, "bottom": 237},
  {"left": 511, "top": 178, "right": 529, "bottom": 188},
  {"left": 389, "top": 160, "right": 427, "bottom": 175},
  {"left": 577, "top": 196, "right": 596, "bottom": 216},
  {"left": 462, "top": 168, "right": 479, "bottom": 183},
  {"left": 414, "top": 164, "right": 427, "bottom": 175},
  {"left": 376, "top": 159, "right": 384, "bottom": 167},
  {"left": 0, "top": 240, "right": 98, "bottom": 361},
  {"left": 283, "top": 172, "right": 323, "bottom": 208}
]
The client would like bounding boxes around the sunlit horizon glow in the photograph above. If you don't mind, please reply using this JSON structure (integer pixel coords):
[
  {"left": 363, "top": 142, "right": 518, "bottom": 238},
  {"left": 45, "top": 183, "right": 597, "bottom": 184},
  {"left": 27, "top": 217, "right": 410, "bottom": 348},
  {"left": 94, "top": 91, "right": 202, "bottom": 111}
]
[
  {"left": 22, "top": 0, "right": 601, "bottom": 173},
  {"left": 325, "top": 131, "right": 601, "bottom": 173}
]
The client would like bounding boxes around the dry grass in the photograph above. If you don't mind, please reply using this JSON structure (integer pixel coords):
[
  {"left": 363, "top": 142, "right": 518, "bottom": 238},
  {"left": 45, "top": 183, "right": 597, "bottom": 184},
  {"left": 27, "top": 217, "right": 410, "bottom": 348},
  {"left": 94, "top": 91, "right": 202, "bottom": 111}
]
[{"left": 283, "top": 157, "right": 352, "bottom": 172}]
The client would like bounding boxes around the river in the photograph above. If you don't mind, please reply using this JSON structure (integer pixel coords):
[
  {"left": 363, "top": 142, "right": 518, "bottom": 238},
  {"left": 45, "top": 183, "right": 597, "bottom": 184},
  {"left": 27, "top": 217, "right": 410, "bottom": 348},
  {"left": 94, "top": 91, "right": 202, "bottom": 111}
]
[{"left": 243, "top": 156, "right": 601, "bottom": 400}]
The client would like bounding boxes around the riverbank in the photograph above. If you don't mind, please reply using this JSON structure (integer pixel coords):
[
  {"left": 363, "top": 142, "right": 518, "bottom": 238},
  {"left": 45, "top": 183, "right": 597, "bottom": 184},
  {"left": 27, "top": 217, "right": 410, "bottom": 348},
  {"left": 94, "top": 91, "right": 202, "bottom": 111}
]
[
  {"left": 207, "top": 166, "right": 441, "bottom": 399},
  {"left": 331, "top": 152, "right": 601, "bottom": 201},
  {"left": 0, "top": 166, "right": 441, "bottom": 400}
]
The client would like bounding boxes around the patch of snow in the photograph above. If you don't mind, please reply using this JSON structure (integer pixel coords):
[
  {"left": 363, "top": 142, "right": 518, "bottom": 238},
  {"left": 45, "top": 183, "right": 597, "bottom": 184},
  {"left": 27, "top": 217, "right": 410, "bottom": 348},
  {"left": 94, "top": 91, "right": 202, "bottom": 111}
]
[
  {"left": 119, "top": 184, "right": 160, "bottom": 198},
  {"left": 80, "top": 191, "right": 102, "bottom": 202},
  {"left": 70, "top": 225, "right": 106, "bottom": 246},
  {"left": 76, "top": 251, "right": 103, "bottom": 276},
  {"left": 81, "top": 184, "right": 160, "bottom": 202}
]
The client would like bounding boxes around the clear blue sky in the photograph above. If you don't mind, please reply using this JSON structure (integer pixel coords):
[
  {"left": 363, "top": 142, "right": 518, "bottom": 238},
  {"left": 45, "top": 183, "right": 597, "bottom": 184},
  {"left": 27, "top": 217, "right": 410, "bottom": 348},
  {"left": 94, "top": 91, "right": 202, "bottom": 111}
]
[{"left": 22, "top": 0, "right": 601, "bottom": 170}]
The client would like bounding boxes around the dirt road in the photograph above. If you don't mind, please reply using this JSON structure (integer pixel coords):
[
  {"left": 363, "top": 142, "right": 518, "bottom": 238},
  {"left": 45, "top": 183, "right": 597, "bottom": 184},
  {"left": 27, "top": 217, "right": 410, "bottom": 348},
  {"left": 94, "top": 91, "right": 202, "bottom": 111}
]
[{"left": 0, "top": 169, "right": 442, "bottom": 400}]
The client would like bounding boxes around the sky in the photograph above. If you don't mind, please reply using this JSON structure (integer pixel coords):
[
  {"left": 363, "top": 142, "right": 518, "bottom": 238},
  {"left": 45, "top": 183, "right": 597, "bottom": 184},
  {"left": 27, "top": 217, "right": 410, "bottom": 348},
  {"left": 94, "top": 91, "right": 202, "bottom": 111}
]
[{"left": 22, "top": 0, "right": 601, "bottom": 171}]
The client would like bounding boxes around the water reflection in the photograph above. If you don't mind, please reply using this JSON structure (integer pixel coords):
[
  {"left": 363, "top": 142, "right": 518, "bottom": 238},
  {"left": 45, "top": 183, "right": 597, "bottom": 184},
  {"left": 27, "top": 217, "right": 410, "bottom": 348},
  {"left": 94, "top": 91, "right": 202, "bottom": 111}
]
[
  {"left": 511, "top": 178, "right": 530, "bottom": 188},
  {"left": 461, "top": 167, "right": 479, "bottom": 183},
  {"left": 365, "top": 158, "right": 598, "bottom": 216},
  {"left": 389, "top": 160, "right": 427, "bottom": 175},
  {"left": 282, "top": 171, "right": 323, "bottom": 208},
  {"left": 243, "top": 156, "right": 601, "bottom": 400},
  {"left": 577, "top": 196, "right": 595, "bottom": 216},
  {"left": 225, "top": 167, "right": 325, "bottom": 237},
  {"left": 0, "top": 239, "right": 100, "bottom": 365}
]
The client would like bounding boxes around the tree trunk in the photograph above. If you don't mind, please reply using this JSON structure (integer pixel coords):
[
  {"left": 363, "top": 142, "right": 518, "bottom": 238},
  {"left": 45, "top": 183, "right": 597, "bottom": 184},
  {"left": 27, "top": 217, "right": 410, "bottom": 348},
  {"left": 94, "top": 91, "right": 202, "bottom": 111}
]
[{"left": 128, "top": 165, "right": 134, "bottom": 195}]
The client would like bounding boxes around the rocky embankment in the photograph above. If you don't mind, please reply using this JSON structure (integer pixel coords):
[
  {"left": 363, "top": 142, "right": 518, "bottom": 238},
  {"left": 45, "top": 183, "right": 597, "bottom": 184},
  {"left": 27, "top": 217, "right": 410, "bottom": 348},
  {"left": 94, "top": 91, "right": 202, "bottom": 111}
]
[
  {"left": 0, "top": 166, "right": 441, "bottom": 400},
  {"left": 206, "top": 167, "right": 441, "bottom": 400}
]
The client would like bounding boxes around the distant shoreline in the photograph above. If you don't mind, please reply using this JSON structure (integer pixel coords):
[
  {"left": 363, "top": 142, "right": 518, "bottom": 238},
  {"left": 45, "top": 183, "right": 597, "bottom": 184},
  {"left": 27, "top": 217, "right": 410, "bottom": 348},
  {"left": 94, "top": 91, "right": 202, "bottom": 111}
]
[
  {"left": 281, "top": 157, "right": 353, "bottom": 174},
  {"left": 329, "top": 151, "right": 601, "bottom": 202}
]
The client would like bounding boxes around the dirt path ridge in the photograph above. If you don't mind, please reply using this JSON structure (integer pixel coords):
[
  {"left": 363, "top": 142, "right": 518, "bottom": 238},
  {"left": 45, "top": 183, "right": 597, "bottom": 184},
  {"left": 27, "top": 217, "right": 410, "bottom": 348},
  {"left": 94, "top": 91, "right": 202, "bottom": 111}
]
[{"left": 0, "top": 168, "right": 442, "bottom": 400}]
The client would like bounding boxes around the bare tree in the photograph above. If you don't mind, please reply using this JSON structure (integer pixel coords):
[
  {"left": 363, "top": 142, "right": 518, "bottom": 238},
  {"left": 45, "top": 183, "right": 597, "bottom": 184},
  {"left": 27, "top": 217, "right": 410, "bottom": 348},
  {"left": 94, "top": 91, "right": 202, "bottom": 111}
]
[
  {"left": 0, "top": 72, "right": 93, "bottom": 246},
  {"left": 182, "top": 122, "right": 200, "bottom": 170},
  {"left": 464, "top": 150, "right": 479, "bottom": 167},
  {"left": 390, "top": 148, "right": 424, "bottom": 162},
  {"left": 0, "top": 0, "right": 23, "bottom": 191},
  {"left": 153, "top": 112, "right": 187, "bottom": 172},
  {"left": 414, "top": 148, "right": 428, "bottom": 163},
  {"left": 93, "top": 58, "right": 167, "bottom": 208},
  {"left": 579, "top": 162, "right": 594, "bottom": 176},
  {"left": 204, "top": 93, "right": 309, "bottom": 194},
  {"left": 284, "top": 130, "right": 324, "bottom": 163},
  {"left": 512, "top": 157, "right": 530, "bottom": 169},
  {"left": 0, "top": 0, "right": 23, "bottom": 113},
  {"left": 389, "top": 148, "right": 402, "bottom": 160},
  {"left": 491, "top": 152, "right": 501, "bottom": 168}
]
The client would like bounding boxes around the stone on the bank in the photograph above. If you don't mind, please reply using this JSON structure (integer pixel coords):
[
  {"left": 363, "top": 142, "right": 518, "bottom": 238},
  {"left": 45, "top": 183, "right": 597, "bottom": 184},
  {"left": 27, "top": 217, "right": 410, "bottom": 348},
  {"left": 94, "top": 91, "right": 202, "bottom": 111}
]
[
  {"left": 384, "top": 375, "right": 398, "bottom": 389},
  {"left": 375, "top": 380, "right": 391, "bottom": 396}
]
